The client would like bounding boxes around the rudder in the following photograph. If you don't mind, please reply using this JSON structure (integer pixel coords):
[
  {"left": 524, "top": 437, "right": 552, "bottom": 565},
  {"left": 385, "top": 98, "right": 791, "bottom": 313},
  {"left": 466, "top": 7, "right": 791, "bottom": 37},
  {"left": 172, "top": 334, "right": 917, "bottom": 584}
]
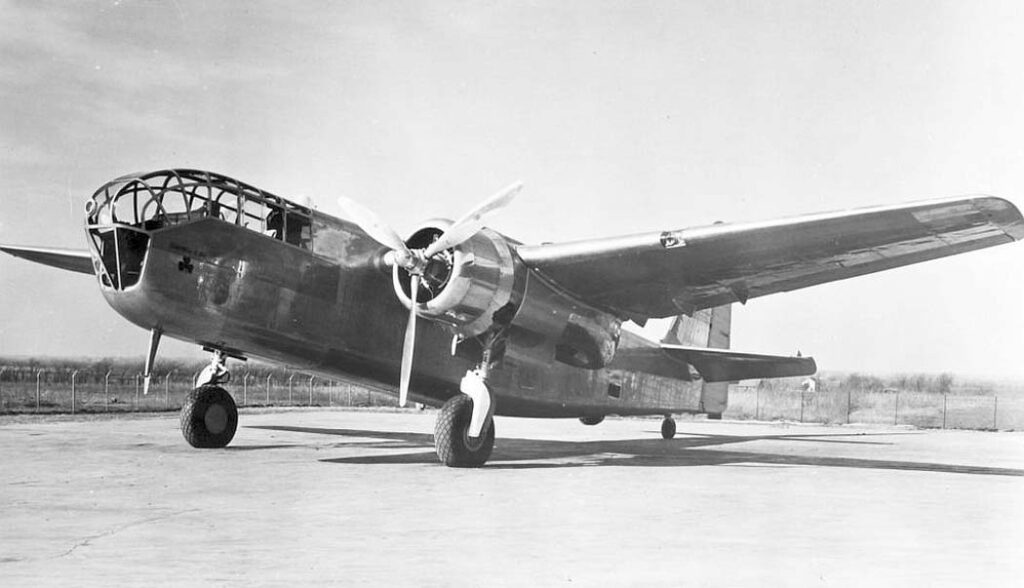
[{"left": 661, "top": 305, "right": 731, "bottom": 417}]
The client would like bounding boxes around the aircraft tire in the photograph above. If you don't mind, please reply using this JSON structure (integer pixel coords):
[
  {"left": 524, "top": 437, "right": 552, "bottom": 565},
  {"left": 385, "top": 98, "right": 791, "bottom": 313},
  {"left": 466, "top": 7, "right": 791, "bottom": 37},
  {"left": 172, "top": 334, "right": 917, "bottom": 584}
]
[
  {"left": 579, "top": 416, "right": 604, "bottom": 426},
  {"left": 180, "top": 385, "right": 238, "bottom": 448},
  {"left": 661, "top": 416, "right": 676, "bottom": 440},
  {"left": 434, "top": 394, "right": 495, "bottom": 468}
]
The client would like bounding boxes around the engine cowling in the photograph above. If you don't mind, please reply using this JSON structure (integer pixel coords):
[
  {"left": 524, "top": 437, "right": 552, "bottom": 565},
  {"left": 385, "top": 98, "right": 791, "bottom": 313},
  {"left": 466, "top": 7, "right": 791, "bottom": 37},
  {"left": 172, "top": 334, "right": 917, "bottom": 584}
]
[
  {"left": 393, "top": 220, "right": 623, "bottom": 370},
  {"left": 393, "top": 220, "right": 525, "bottom": 339}
]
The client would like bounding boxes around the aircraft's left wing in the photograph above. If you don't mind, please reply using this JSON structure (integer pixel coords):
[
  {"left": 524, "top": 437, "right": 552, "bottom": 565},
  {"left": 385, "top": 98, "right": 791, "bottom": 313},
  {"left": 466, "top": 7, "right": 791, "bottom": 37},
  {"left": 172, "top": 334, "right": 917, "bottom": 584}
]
[
  {"left": 517, "top": 196, "right": 1024, "bottom": 321},
  {"left": 0, "top": 245, "right": 94, "bottom": 275}
]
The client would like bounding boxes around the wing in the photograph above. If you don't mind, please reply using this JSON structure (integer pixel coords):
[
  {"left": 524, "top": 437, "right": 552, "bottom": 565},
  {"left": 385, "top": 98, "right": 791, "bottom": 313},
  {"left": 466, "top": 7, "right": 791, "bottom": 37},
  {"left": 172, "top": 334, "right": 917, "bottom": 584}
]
[
  {"left": 517, "top": 196, "right": 1024, "bottom": 321},
  {"left": 0, "top": 245, "right": 94, "bottom": 275}
]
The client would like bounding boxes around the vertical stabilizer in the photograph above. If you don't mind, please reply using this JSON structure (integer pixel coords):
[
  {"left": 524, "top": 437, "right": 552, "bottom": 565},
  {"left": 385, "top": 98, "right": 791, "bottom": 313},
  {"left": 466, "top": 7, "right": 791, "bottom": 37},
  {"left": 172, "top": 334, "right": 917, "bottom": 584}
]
[{"left": 661, "top": 305, "right": 731, "bottom": 417}]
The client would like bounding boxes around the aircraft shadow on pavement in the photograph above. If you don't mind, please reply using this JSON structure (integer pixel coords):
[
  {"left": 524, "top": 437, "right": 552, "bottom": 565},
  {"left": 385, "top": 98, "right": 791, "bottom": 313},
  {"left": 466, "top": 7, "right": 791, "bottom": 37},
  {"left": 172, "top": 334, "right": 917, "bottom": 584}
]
[{"left": 247, "top": 424, "right": 1024, "bottom": 477}]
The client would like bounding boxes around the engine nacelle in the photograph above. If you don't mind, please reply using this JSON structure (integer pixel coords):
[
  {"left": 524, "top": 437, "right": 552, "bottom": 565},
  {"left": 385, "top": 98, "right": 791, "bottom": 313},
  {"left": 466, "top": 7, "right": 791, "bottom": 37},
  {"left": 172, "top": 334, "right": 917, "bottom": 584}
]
[
  {"left": 394, "top": 220, "right": 623, "bottom": 370},
  {"left": 393, "top": 220, "right": 525, "bottom": 339}
]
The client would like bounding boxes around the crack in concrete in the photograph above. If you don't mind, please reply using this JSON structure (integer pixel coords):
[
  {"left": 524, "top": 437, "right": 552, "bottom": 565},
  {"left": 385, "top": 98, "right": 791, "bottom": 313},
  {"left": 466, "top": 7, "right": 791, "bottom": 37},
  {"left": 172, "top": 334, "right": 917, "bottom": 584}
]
[{"left": 51, "top": 509, "right": 199, "bottom": 561}]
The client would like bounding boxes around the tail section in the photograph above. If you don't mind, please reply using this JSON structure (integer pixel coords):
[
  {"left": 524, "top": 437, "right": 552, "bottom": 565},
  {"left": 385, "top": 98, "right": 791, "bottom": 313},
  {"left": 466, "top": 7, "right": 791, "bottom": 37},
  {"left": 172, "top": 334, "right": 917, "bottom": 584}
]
[{"left": 662, "top": 305, "right": 732, "bottom": 417}]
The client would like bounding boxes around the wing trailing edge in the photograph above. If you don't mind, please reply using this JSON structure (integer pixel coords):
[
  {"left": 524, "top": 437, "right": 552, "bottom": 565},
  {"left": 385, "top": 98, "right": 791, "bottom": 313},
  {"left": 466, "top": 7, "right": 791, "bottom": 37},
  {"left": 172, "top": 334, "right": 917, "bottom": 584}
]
[
  {"left": 611, "top": 344, "right": 816, "bottom": 383},
  {"left": 0, "top": 245, "right": 94, "bottom": 275}
]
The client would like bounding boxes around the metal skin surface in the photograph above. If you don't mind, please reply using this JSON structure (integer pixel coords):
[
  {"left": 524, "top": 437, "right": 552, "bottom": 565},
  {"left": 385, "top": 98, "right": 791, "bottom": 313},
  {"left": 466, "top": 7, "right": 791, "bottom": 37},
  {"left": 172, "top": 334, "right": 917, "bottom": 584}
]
[{"left": 96, "top": 214, "right": 703, "bottom": 419}]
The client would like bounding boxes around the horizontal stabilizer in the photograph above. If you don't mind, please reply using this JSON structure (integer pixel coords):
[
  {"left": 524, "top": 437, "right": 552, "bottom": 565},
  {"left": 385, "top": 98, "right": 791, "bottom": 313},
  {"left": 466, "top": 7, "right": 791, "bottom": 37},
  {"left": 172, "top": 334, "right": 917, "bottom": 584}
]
[
  {"left": 661, "top": 344, "right": 816, "bottom": 382},
  {"left": 0, "top": 245, "right": 94, "bottom": 275}
]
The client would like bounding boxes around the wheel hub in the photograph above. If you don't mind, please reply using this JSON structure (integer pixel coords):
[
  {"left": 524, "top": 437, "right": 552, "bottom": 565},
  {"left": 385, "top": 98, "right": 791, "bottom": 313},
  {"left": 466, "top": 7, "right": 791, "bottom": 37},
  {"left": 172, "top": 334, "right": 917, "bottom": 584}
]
[{"left": 205, "top": 404, "right": 228, "bottom": 434}]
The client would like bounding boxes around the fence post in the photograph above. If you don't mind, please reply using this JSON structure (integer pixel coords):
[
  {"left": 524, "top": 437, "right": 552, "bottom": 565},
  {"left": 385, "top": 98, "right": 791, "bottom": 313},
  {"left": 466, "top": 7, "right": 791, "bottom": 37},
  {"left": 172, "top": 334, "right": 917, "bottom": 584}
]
[
  {"left": 993, "top": 396, "right": 999, "bottom": 430},
  {"left": 165, "top": 371, "right": 174, "bottom": 408},
  {"left": 135, "top": 374, "right": 141, "bottom": 411},
  {"left": 288, "top": 373, "right": 295, "bottom": 405},
  {"left": 104, "top": 370, "right": 112, "bottom": 412},
  {"left": 846, "top": 389, "right": 852, "bottom": 424},
  {"left": 36, "top": 370, "right": 42, "bottom": 412},
  {"left": 755, "top": 386, "right": 760, "bottom": 420},
  {"left": 0, "top": 366, "right": 6, "bottom": 411},
  {"left": 71, "top": 370, "right": 78, "bottom": 414},
  {"left": 942, "top": 394, "right": 947, "bottom": 429},
  {"left": 243, "top": 373, "right": 250, "bottom": 406},
  {"left": 799, "top": 391, "right": 805, "bottom": 423},
  {"left": 308, "top": 375, "right": 314, "bottom": 407},
  {"left": 894, "top": 391, "right": 900, "bottom": 425},
  {"left": 266, "top": 374, "right": 272, "bottom": 405}
]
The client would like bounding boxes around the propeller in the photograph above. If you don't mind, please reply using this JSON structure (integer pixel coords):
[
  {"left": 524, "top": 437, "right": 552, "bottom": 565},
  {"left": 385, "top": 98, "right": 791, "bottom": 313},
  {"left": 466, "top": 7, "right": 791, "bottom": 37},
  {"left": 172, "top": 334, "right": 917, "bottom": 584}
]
[{"left": 338, "top": 182, "right": 523, "bottom": 407}]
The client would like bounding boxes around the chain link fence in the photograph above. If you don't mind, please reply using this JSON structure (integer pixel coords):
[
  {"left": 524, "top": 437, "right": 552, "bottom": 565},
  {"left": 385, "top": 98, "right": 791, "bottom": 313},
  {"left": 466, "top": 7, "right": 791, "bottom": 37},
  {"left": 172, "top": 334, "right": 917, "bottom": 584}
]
[
  {"left": 1, "top": 366, "right": 1021, "bottom": 430},
  {"left": 724, "top": 385, "right": 1024, "bottom": 430},
  {"left": 0, "top": 366, "right": 399, "bottom": 414}
]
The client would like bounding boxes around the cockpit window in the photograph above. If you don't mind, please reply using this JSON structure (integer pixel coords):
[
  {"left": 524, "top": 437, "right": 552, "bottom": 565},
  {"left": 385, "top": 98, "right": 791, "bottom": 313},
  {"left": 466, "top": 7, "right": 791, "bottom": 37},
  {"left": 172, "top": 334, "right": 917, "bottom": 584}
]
[
  {"left": 85, "top": 169, "right": 318, "bottom": 290},
  {"left": 85, "top": 169, "right": 314, "bottom": 250}
]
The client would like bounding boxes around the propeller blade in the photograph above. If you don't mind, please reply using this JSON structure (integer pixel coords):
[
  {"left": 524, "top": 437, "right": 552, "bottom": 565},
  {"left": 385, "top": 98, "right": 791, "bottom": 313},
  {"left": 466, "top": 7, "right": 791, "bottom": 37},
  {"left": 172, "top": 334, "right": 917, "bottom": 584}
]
[
  {"left": 423, "top": 181, "right": 523, "bottom": 258},
  {"left": 398, "top": 274, "right": 420, "bottom": 407},
  {"left": 337, "top": 196, "right": 413, "bottom": 259}
]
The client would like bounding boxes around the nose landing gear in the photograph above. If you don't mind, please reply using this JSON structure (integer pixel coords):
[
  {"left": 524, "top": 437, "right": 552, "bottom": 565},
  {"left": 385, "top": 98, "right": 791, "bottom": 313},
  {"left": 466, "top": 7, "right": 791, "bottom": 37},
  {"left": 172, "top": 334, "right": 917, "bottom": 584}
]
[{"left": 181, "top": 351, "right": 238, "bottom": 448}]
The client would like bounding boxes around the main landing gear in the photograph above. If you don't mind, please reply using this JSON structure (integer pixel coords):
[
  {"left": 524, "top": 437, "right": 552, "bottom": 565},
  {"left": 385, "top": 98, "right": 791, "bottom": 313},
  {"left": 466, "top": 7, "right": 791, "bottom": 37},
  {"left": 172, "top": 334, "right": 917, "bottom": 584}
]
[
  {"left": 434, "top": 368, "right": 496, "bottom": 467},
  {"left": 180, "top": 351, "right": 238, "bottom": 449},
  {"left": 434, "top": 394, "right": 495, "bottom": 467}
]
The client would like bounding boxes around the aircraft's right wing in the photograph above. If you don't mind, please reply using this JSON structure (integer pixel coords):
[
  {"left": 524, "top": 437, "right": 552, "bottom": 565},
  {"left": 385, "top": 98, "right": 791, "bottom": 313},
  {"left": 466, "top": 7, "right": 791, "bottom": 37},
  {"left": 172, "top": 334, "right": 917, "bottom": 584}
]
[
  {"left": 517, "top": 196, "right": 1024, "bottom": 321},
  {"left": 0, "top": 245, "right": 94, "bottom": 275}
]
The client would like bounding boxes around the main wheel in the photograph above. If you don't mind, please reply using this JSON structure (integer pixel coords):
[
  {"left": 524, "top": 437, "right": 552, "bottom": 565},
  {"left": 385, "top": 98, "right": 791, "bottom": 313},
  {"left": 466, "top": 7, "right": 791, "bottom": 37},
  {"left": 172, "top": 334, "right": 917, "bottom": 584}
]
[
  {"left": 579, "top": 416, "right": 605, "bottom": 426},
  {"left": 661, "top": 416, "right": 676, "bottom": 440},
  {"left": 434, "top": 394, "right": 495, "bottom": 468},
  {"left": 180, "top": 385, "right": 238, "bottom": 448}
]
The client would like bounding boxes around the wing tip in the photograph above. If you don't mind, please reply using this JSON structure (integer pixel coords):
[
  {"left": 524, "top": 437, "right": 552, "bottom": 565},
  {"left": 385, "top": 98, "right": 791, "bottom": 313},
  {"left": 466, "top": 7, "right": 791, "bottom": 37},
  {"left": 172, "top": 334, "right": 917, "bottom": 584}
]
[{"left": 970, "top": 195, "right": 1024, "bottom": 241}]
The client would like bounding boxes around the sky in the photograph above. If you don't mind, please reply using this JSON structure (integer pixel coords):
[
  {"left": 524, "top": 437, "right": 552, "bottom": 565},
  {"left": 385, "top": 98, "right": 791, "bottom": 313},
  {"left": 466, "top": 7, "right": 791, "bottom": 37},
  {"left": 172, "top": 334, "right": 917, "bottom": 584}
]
[{"left": 1, "top": 0, "right": 1023, "bottom": 378}]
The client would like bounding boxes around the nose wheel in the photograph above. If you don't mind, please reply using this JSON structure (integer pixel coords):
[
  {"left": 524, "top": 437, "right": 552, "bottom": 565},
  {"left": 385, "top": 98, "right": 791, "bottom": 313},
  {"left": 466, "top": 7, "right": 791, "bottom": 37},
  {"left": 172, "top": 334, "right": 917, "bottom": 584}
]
[{"left": 660, "top": 416, "right": 676, "bottom": 440}]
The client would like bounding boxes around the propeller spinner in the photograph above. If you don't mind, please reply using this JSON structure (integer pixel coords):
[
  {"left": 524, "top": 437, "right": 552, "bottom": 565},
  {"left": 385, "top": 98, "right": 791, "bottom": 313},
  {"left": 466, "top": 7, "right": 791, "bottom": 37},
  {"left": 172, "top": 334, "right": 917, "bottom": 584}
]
[{"left": 338, "top": 182, "right": 523, "bottom": 407}]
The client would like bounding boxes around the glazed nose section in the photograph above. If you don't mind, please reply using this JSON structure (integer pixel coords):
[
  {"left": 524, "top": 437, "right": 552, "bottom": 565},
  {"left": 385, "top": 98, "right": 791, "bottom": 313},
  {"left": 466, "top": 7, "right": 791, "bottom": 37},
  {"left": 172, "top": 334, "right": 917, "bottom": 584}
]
[{"left": 88, "top": 225, "right": 151, "bottom": 290}]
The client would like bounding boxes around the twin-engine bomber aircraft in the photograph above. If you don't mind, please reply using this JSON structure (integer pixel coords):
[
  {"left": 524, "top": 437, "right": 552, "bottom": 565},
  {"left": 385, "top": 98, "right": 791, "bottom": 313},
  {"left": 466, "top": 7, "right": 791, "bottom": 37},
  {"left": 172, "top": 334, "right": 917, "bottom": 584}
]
[{"left": 3, "top": 169, "right": 1022, "bottom": 466}]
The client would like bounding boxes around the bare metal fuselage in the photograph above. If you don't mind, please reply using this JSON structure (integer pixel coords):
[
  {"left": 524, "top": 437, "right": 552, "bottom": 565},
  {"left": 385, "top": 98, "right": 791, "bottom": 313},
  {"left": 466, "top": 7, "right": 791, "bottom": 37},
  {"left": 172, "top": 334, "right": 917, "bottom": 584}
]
[{"left": 98, "top": 216, "right": 704, "bottom": 418}]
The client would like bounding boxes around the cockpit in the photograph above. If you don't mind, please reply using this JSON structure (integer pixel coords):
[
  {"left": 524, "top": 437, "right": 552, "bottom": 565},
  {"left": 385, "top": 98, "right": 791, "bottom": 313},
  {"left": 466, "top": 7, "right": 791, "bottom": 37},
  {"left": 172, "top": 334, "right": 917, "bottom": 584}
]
[{"left": 85, "top": 169, "right": 314, "bottom": 289}]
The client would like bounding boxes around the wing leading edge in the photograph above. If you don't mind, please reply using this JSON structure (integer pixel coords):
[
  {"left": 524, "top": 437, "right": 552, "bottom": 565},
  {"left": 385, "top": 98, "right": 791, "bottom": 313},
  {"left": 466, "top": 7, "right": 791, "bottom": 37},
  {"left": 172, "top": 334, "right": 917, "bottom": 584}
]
[
  {"left": 0, "top": 245, "right": 94, "bottom": 275},
  {"left": 517, "top": 196, "right": 1024, "bottom": 321}
]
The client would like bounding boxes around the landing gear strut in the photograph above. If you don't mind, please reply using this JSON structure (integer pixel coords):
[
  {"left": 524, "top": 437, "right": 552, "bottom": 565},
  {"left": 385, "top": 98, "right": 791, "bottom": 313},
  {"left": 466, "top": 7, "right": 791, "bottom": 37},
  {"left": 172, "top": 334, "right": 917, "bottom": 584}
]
[
  {"left": 433, "top": 324, "right": 507, "bottom": 467},
  {"left": 661, "top": 416, "right": 676, "bottom": 440}
]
